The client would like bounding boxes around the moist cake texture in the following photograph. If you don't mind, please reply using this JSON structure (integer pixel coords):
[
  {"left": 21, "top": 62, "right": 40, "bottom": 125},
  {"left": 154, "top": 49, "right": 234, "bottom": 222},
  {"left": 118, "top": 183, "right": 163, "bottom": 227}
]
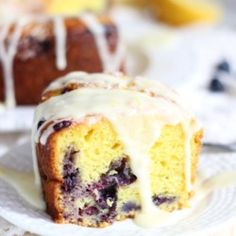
[{"left": 32, "top": 72, "right": 203, "bottom": 227}]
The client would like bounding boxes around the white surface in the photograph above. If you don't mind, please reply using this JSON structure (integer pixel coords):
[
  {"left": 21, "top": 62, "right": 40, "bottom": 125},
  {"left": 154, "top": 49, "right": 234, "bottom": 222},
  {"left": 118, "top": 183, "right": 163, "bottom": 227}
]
[
  {"left": 0, "top": 217, "right": 25, "bottom": 236},
  {"left": 0, "top": 106, "right": 34, "bottom": 132},
  {"left": 0, "top": 142, "right": 236, "bottom": 236}
]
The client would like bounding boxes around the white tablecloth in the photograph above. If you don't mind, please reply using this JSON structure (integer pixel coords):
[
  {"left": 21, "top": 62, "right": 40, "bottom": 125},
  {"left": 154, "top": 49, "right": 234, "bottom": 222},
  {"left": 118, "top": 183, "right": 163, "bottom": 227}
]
[{"left": 0, "top": 133, "right": 37, "bottom": 235}]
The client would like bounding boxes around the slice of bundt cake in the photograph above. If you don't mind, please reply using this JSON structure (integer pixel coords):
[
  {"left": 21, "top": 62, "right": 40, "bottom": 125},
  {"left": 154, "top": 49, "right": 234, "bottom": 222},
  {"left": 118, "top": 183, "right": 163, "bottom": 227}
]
[{"left": 32, "top": 71, "right": 203, "bottom": 227}]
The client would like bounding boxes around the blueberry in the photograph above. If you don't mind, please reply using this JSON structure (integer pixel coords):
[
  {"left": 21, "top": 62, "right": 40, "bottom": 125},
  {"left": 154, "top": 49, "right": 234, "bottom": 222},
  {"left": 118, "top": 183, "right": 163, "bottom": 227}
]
[
  {"left": 83, "top": 206, "right": 99, "bottom": 216},
  {"left": 97, "top": 183, "right": 117, "bottom": 209},
  {"left": 37, "top": 119, "right": 46, "bottom": 130},
  {"left": 209, "top": 78, "right": 225, "bottom": 92},
  {"left": 63, "top": 172, "right": 78, "bottom": 193},
  {"left": 216, "top": 60, "right": 231, "bottom": 73},
  {"left": 99, "top": 210, "right": 117, "bottom": 223},
  {"left": 62, "top": 147, "right": 79, "bottom": 193},
  {"left": 108, "top": 158, "right": 137, "bottom": 186},
  {"left": 152, "top": 195, "right": 177, "bottom": 206},
  {"left": 122, "top": 202, "right": 141, "bottom": 213},
  {"left": 53, "top": 120, "right": 72, "bottom": 131}
]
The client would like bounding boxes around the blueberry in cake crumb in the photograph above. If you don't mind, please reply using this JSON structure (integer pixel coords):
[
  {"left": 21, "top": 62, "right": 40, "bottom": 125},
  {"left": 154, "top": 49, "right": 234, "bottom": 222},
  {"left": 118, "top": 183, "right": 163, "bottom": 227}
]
[
  {"left": 216, "top": 60, "right": 231, "bottom": 73},
  {"left": 63, "top": 173, "right": 78, "bottom": 193},
  {"left": 83, "top": 206, "right": 99, "bottom": 216},
  {"left": 99, "top": 210, "right": 117, "bottom": 223},
  {"left": 152, "top": 195, "right": 177, "bottom": 206},
  {"left": 107, "top": 157, "right": 137, "bottom": 186},
  {"left": 62, "top": 147, "right": 80, "bottom": 193},
  {"left": 97, "top": 183, "right": 117, "bottom": 209},
  {"left": 209, "top": 78, "right": 225, "bottom": 92},
  {"left": 60, "top": 156, "right": 138, "bottom": 226},
  {"left": 122, "top": 202, "right": 141, "bottom": 213},
  {"left": 53, "top": 120, "right": 72, "bottom": 131}
]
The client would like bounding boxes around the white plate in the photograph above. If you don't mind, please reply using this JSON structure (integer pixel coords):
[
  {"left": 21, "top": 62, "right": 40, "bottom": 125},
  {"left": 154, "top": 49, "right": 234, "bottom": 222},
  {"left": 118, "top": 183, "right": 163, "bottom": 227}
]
[
  {"left": 0, "top": 106, "right": 34, "bottom": 132},
  {"left": 0, "top": 142, "right": 236, "bottom": 236}
]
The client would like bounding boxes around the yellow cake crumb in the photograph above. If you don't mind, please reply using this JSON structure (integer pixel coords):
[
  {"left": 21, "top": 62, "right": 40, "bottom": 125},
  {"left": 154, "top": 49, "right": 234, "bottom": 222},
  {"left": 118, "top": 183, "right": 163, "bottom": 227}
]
[{"left": 51, "top": 117, "right": 202, "bottom": 216}]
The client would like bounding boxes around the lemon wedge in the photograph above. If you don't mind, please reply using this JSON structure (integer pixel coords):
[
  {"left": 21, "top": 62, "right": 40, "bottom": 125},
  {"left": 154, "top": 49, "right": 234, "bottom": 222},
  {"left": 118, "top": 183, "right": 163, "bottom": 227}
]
[{"left": 149, "top": 0, "right": 222, "bottom": 26}]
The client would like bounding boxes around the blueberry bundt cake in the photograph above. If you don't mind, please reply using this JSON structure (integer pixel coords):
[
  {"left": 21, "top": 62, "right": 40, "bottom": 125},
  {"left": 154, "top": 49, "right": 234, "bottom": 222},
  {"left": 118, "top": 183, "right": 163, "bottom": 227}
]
[
  {"left": 32, "top": 72, "right": 203, "bottom": 227},
  {"left": 0, "top": 13, "right": 124, "bottom": 107}
]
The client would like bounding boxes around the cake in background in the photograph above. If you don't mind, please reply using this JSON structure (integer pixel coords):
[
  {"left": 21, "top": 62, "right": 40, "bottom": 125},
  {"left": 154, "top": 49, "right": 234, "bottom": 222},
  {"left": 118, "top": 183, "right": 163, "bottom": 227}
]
[
  {"left": 0, "top": 0, "right": 124, "bottom": 107},
  {"left": 113, "top": 0, "right": 222, "bottom": 26},
  {"left": 33, "top": 71, "right": 203, "bottom": 227}
]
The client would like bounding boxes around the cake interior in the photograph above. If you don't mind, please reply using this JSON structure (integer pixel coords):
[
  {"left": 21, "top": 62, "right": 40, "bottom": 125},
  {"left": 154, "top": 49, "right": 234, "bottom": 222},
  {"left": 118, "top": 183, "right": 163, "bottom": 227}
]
[{"left": 41, "top": 117, "right": 201, "bottom": 227}]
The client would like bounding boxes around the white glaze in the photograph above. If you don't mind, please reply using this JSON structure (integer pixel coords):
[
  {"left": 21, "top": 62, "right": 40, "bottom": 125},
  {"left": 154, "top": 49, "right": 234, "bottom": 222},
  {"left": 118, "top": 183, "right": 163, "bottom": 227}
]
[
  {"left": 32, "top": 72, "right": 200, "bottom": 226},
  {"left": 43, "top": 71, "right": 183, "bottom": 105},
  {"left": 0, "top": 166, "right": 45, "bottom": 210},
  {"left": 53, "top": 16, "right": 67, "bottom": 70},
  {"left": 0, "top": 20, "right": 25, "bottom": 108},
  {"left": 183, "top": 122, "right": 194, "bottom": 192},
  {"left": 43, "top": 71, "right": 128, "bottom": 93},
  {"left": 80, "top": 13, "right": 125, "bottom": 72}
]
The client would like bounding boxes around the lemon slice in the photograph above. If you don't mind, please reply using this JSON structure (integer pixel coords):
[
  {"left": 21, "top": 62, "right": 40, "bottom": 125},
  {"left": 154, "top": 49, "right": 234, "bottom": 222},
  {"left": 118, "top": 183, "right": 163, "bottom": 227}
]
[
  {"left": 149, "top": 0, "right": 222, "bottom": 26},
  {"left": 43, "top": 0, "right": 106, "bottom": 15}
]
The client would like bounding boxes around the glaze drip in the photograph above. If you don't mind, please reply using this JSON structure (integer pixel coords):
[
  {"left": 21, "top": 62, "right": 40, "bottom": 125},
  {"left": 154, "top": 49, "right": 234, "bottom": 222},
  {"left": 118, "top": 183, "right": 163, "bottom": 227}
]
[
  {"left": 80, "top": 14, "right": 125, "bottom": 73},
  {"left": 0, "top": 21, "right": 25, "bottom": 108},
  {"left": 53, "top": 16, "right": 67, "bottom": 70}
]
